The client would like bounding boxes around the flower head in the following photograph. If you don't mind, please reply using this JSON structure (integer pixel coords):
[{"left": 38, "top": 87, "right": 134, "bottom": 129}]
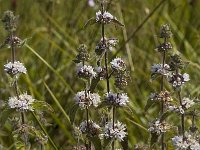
[
  {"left": 151, "top": 64, "right": 170, "bottom": 76},
  {"left": 8, "top": 93, "right": 35, "bottom": 111},
  {"left": 88, "top": 0, "right": 95, "bottom": 7},
  {"left": 168, "top": 73, "right": 190, "bottom": 88},
  {"left": 79, "top": 120, "right": 100, "bottom": 137},
  {"left": 4, "top": 61, "right": 27, "bottom": 76},
  {"left": 104, "top": 92, "right": 129, "bottom": 107},
  {"left": 104, "top": 121, "right": 127, "bottom": 142},
  {"left": 110, "top": 58, "right": 126, "bottom": 72},
  {"left": 74, "top": 91, "right": 101, "bottom": 109},
  {"left": 77, "top": 65, "right": 96, "bottom": 79},
  {"left": 148, "top": 120, "right": 170, "bottom": 135},
  {"left": 96, "top": 10, "right": 115, "bottom": 24},
  {"left": 172, "top": 133, "right": 200, "bottom": 150}
]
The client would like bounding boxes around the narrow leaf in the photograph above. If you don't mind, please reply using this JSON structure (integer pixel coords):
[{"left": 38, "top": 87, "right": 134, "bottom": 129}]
[
  {"left": 111, "top": 19, "right": 124, "bottom": 27},
  {"left": 84, "top": 17, "right": 96, "bottom": 29}
]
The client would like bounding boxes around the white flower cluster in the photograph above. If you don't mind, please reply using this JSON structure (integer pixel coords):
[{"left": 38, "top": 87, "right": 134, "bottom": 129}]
[
  {"left": 182, "top": 97, "right": 195, "bottom": 109},
  {"left": 168, "top": 97, "right": 195, "bottom": 114},
  {"left": 110, "top": 58, "right": 126, "bottom": 71},
  {"left": 107, "top": 39, "right": 118, "bottom": 51},
  {"left": 77, "top": 65, "right": 96, "bottom": 79},
  {"left": 96, "top": 10, "right": 115, "bottom": 24},
  {"left": 148, "top": 120, "right": 170, "bottom": 135},
  {"left": 79, "top": 120, "right": 100, "bottom": 136},
  {"left": 149, "top": 91, "right": 172, "bottom": 103},
  {"left": 172, "top": 134, "right": 200, "bottom": 150},
  {"left": 104, "top": 121, "right": 127, "bottom": 142},
  {"left": 4, "top": 61, "right": 27, "bottom": 75},
  {"left": 74, "top": 91, "right": 101, "bottom": 109},
  {"left": 105, "top": 92, "right": 129, "bottom": 106},
  {"left": 8, "top": 93, "right": 35, "bottom": 111},
  {"left": 151, "top": 64, "right": 170, "bottom": 76},
  {"left": 168, "top": 73, "right": 190, "bottom": 88}
]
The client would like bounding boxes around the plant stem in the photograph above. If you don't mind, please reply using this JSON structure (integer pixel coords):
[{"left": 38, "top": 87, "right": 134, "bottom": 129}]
[
  {"left": 176, "top": 69, "right": 185, "bottom": 139},
  {"left": 160, "top": 38, "right": 166, "bottom": 150},
  {"left": 101, "top": 3, "right": 114, "bottom": 150}
]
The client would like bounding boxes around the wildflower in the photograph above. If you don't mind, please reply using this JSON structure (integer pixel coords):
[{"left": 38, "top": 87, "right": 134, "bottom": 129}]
[
  {"left": 77, "top": 65, "right": 96, "bottom": 79},
  {"left": 148, "top": 120, "right": 170, "bottom": 135},
  {"left": 107, "top": 38, "right": 118, "bottom": 51},
  {"left": 151, "top": 64, "right": 170, "bottom": 76},
  {"left": 114, "top": 71, "right": 130, "bottom": 90},
  {"left": 156, "top": 42, "right": 173, "bottom": 52},
  {"left": 160, "top": 24, "right": 172, "bottom": 38},
  {"left": 8, "top": 93, "right": 35, "bottom": 111},
  {"left": 4, "top": 61, "right": 27, "bottom": 76},
  {"left": 74, "top": 91, "right": 101, "bottom": 109},
  {"left": 104, "top": 121, "right": 127, "bottom": 141},
  {"left": 182, "top": 97, "right": 195, "bottom": 109},
  {"left": 2, "top": 10, "right": 18, "bottom": 32},
  {"left": 110, "top": 58, "right": 126, "bottom": 72},
  {"left": 168, "top": 73, "right": 190, "bottom": 88},
  {"left": 172, "top": 133, "right": 200, "bottom": 150},
  {"left": 74, "top": 44, "right": 90, "bottom": 63},
  {"left": 95, "top": 66, "right": 107, "bottom": 80},
  {"left": 104, "top": 92, "right": 129, "bottom": 107},
  {"left": 149, "top": 91, "right": 172, "bottom": 104},
  {"left": 96, "top": 10, "right": 115, "bottom": 24},
  {"left": 79, "top": 120, "right": 100, "bottom": 137}
]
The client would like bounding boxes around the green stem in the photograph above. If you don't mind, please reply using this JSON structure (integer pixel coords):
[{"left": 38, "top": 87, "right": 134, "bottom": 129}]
[{"left": 31, "top": 112, "right": 58, "bottom": 150}]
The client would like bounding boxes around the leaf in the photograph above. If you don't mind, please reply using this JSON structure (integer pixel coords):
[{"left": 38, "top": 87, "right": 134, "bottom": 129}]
[
  {"left": 144, "top": 98, "right": 156, "bottom": 112},
  {"left": 89, "top": 76, "right": 101, "bottom": 93},
  {"left": 32, "top": 101, "right": 54, "bottom": 112},
  {"left": 69, "top": 104, "right": 79, "bottom": 124},
  {"left": 160, "top": 111, "right": 171, "bottom": 122},
  {"left": 111, "top": 18, "right": 124, "bottom": 27},
  {"left": 103, "top": 138, "right": 112, "bottom": 149},
  {"left": 0, "top": 108, "right": 14, "bottom": 127},
  {"left": 150, "top": 132, "right": 159, "bottom": 147},
  {"left": 84, "top": 17, "right": 96, "bottom": 29},
  {"left": 73, "top": 59, "right": 81, "bottom": 64},
  {"left": 89, "top": 136, "right": 102, "bottom": 150},
  {"left": 120, "top": 136, "right": 128, "bottom": 150}
]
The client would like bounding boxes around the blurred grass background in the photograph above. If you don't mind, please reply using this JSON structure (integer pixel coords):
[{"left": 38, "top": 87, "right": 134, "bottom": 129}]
[{"left": 0, "top": 0, "right": 200, "bottom": 149}]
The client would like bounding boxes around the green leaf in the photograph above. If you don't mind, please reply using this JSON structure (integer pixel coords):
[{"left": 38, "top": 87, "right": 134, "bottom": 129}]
[
  {"left": 111, "top": 19, "right": 124, "bottom": 27},
  {"left": 32, "top": 101, "right": 54, "bottom": 112},
  {"left": 0, "top": 108, "right": 14, "bottom": 126},
  {"left": 160, "top": 111, "right": 171, "bottom": 122},
  {"left": 89, "top": 136, "right": 102, "bottom": 150},
  {"left": 103, "top": 138, "right": 112, "bottom": 149},
  {"left": 89, "top": 76, "right": 101, "bottom": 93},
  {"left": 120, "top": 136, "right": 128, "bottom": 150},
  {"left": 84, "top": 17, "right": 96, "bottom": 29},
  {"left": 144, "top": 98, "right": 156, "bottom": 112},
  {"left": 150, "top": 132, "right": 159, "bottom": 147},
  {"left": 69, "top": 104, "right": 79, "bottom": 124}
]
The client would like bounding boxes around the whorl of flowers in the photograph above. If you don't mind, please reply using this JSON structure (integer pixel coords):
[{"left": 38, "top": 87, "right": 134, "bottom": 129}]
[
  {"left": 168, "top": 97, "right": 195, "bottom": 114},
  {"left": 104, "top": 121, "right": 127, "bottom": 142},
  {"left": 4, "top": 61, "right": 27, "bottom": 76},
  {"left": 104, "top": 92, "right": 129, "bottom": 107},
  {"left": 168, "top": 73, "right": 190, "bottom": 88},
  {"left": 110, "top": 57, "right": 126, "bottom": 72},
  {"left": 8, "top": 93, "right": 35, "bottom": 111},
  {"left": 79, "top": 120, "right": 100, "bottom": 137},
  {"left": 77, "top": 65, "right": 96, "bottom": 79},
  {"left": 151, "top": 64, "right": 170, "bottom": 76},
  {"left": 172, "top": 133, "right": 200, "bottom": 150},
  {"left": 156, "top": 42, "right": 173, "bottom": 52},
  {"left": 74, "top": 91, "right": 101, "bottom": 109},
  {"left": 148, "top": 120, "right": 170, "bottom": 135},
  {"left": 96, "top": 10, "right": 115, "bottom": 24},
  {"left": 149, "top": 91, "right": 172, "bottom": 104}
]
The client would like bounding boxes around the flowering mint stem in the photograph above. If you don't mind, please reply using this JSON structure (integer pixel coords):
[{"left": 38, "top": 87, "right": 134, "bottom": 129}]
[
  {"left": 160, "top": 38, "right": 167, "bottom": 150},
  {"left": 100, "top": 2, "right": 115, "bottom": 150},
  {"left": 176, "top": 69, "right": 185, "bottom": 139}
]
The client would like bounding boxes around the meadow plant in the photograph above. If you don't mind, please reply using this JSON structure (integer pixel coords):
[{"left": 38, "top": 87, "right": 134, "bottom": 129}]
[
  {"left": 72, "top": 1, "right": 130, "bottom": 149},
  {"left": 144, "top": 24, "right": 200, "bottom": 150},
  {"left": 0, "top": 11, "right": 52, "bottom": 149}
]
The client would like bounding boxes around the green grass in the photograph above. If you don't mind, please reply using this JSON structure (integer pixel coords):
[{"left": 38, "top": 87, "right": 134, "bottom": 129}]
[{"left": 0, "top": 0, "right": 200, "bottom": 149}]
